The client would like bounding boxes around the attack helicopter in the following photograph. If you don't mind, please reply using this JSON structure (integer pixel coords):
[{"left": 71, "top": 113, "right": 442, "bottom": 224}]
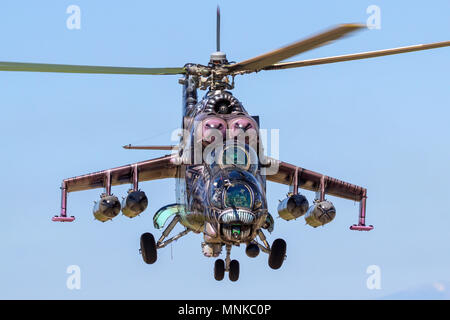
[{"left": 1, "top": 8, "right": 448, "bottom": 281}]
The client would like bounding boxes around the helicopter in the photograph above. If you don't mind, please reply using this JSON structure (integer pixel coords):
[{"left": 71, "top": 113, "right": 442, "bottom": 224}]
[{"left": 2, "top": 7, "right": 448, "bottom": 282}]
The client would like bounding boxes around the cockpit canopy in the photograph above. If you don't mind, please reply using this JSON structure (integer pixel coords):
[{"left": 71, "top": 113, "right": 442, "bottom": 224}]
[
  {"left": 224, "top": 182, "right": 253, "bottom": 208},
  {"left": 205, "top": 142, "right": 259, "bottom": 174},
  {"left": 209, "top": 169, "right": 265, "bottom": 211},
  {"left": 207, "top": 143, "right": 266, "bottom": 212}
]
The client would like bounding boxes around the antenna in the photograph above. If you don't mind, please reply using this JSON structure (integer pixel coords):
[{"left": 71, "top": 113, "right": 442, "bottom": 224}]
[{"left": 216, "top": 5, "right": 220, "bottom": 52}]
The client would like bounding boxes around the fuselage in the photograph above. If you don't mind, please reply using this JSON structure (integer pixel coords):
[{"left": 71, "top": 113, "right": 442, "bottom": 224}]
[{"left": 174, "top": 89, "right": 273, "bottom": 255}]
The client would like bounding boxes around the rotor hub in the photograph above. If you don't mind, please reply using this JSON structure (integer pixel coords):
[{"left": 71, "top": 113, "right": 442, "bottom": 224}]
[{"left": 209, "top": 51, "right": 228, "bottom": 65}]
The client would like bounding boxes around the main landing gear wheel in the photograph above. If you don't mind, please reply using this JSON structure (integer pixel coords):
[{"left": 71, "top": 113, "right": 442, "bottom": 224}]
[
  {"left": 229, "top": 259, "right": 240, "bottom": 282},
  {"left": 268, "top": 238, "right": 286, "bottom": 270},
  {"left": 214, "top": 259, "right": 225, "bottom": 281},
  {"left": 140, "top": 232, "right": 157, "bottom": 264}
]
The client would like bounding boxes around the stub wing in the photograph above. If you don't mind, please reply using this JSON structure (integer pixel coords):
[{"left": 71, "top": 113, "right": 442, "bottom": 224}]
[
  {"left": 53, "top": 155, "right": 179, "bottom": 222},
  {"left": 265, "top": 160, "right": 372, "bottom": 231}
]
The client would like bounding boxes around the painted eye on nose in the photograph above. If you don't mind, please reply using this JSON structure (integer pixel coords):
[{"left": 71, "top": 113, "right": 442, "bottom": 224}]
[
  {"left": 235, "top": 122, "right": 251, "bottom": 131},
  {"left": 227, "top": 117, "right": 258, "bottom": 141},
  {"left": 207, "top": 123, "right": 223, "bottom": 130},
  {"left": 199, "top": 117, "right": 227, "bottom": 144}
]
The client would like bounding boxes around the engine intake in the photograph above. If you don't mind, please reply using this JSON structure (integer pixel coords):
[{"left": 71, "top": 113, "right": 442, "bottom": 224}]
[
  {"left": 277, "top": 194, "right": 309, "bottom": 221},
  {"left": 93, "top": 195, "right": 121, "bottom": 222},
  {"left": 305, "top": 201, "right": 336, "bottom": 227},
  {"left": 122, "top": 190, "right": 148, "bottom": 218}
]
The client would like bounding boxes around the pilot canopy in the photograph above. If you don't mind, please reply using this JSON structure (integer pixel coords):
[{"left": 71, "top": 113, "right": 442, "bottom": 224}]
[
  {"left": 204, "top": 142, "right": 259, "bottom": 174},
  {"left": 206, "top": 142, "right": 267, "bottom": 212}
]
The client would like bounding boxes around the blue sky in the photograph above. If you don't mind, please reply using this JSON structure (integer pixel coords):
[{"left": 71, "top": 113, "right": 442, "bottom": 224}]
[{"left": 0, "top": 1, "right": 449, "bottom": 299}]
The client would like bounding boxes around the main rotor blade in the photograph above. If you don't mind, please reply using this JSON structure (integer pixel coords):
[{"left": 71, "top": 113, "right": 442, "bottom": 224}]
[
  {"left": 226, "top": 23, "right": 364, "bottom": 73},
  {"left": 262, "top": 40, "right": 450, "bottom": 70},
  {"left": 0, "top": 61, "right": 185, "bottom": 75},
  {"left": 123, "top": 144, "right": 177, "bottom": 150}
]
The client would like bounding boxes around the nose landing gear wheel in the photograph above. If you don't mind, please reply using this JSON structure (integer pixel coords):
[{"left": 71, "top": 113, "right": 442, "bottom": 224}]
[
  {"left": 140, "top": 232, "right": 157, "bottom": 264},
  {"left": 214, "top": 259, "right": 225, "bottom": 281},
  {"left": 268, "top": 238, "right": 286, "bottom": 270},
  {"left": 246, "top": 243, "right": 260, "bottom": 258},
  {"left": 229, "top": 259, "right": 240, "bottom": 282}
]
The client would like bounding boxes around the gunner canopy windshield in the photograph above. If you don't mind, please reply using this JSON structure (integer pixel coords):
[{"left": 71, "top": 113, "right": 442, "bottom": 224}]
[{"left": 207, "top": 143, "right": 264, "bottom": 211}]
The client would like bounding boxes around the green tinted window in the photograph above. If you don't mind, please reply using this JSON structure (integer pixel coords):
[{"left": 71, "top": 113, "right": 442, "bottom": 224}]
[
  {"left": 153, "top": 204, "right": 185, "bottom": 229},
  {"left": 222, "top": 146, "right": 249, "bottom": 168},
  {"left": 225, "top": 184, "right": 252, "bottom": 208}
]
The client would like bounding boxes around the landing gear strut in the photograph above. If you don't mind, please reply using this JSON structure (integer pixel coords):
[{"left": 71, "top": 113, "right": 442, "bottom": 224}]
[
  {"left": 140, "top": 216, "right": 190, "bottom": 265},
  {"left": 257, "top": 230, "right": 287, "bottom": 270}
]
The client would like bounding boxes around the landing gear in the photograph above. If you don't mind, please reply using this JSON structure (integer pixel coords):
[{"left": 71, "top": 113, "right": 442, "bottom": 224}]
[
  {"left": 211, "top": 231, "right": 287, "bottom": 280},
  {"left": 214, "top": 244, "right": 240, "bottom": 281},
  {"left": 245, "top": 242, "right": 260, "bottom": 258},
  {"left": 268, "top": 238, "right": 286, "bottom": 270},
  {"left": 257, "top": 230, "right": 287, "bottom": 270},
  {"left": 140, "top": 232, "right": 157, "bottom": 264},
  {"left": 140, "top": 216, "right": 190, "bottom": 266},
  {"left": 214, "top": 259, "right": 225, "bottom": 281},
  {"left": 229, "top": 260, "right": 240, "bottom": 282}
]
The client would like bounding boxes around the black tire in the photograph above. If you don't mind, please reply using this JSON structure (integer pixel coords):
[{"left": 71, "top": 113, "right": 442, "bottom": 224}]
[
  {"left": 229, "top": 259, "right": 240, "bottom": 282},
  {"left": 140, "top": 232, "right": 157, "bottom": 264},
  {"left": 268, "top": 238, "right": 286, "bottom": 270},
  {"left": 214, "top": 259, "right": 225, "bottom": 281},
  {"left": 245, "top": 243, "right": 260, "bottom": 258}
]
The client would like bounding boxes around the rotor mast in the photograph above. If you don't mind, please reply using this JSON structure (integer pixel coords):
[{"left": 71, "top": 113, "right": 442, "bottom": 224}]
[
  {"left": 206, "top": 6, "right": 233, "bottom": 90},
  {"left": 216, "top": 5, "right": 220, "bottom": 52},
  {"left": 210, "top": 5, "right": 227, "bottom": 65}
]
